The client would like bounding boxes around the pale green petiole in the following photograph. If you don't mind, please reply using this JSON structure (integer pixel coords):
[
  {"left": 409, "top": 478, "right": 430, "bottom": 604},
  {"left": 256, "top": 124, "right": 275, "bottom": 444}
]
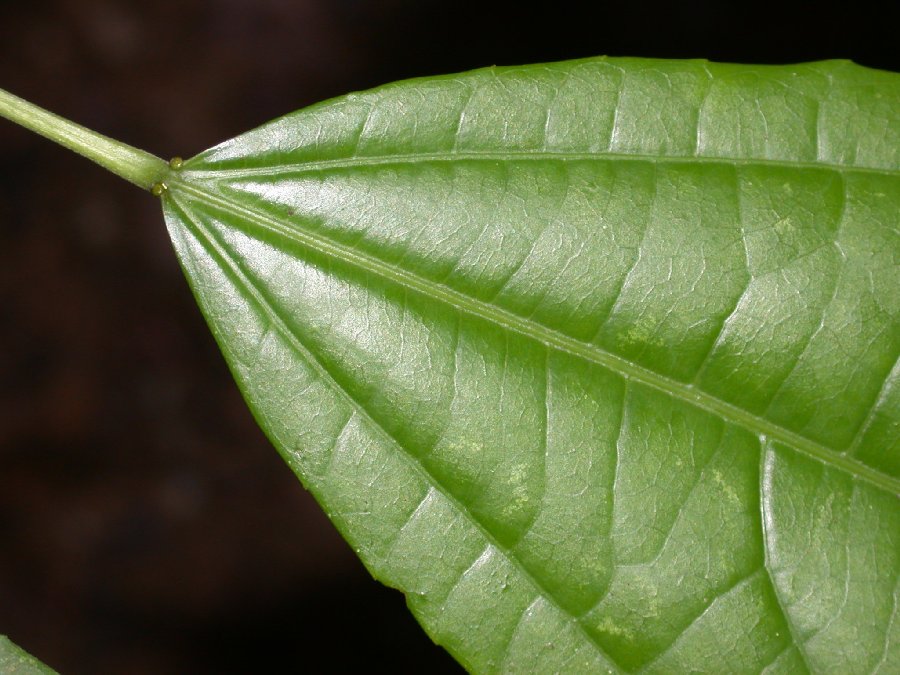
[{"left": 0, "top": 87, "right": 168, "bottom": 191}]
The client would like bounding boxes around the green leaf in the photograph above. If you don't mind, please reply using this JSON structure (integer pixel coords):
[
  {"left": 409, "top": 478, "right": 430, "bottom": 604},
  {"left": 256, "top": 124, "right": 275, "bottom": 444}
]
[
  {"left": 4, "top": 57, "right": 896, "bottom": 673},
  {"left": 159, "top": 57, "right": 899, "bottom": 673},
  {"left": 0, "top": 636, "right": 57, "bottom": 675}
]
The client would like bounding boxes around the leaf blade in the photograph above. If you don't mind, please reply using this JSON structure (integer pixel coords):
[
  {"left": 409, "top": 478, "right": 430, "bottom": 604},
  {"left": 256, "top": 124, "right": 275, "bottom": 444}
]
[{"left": 164, "top": 58, "right": 900, "bottom": 672}]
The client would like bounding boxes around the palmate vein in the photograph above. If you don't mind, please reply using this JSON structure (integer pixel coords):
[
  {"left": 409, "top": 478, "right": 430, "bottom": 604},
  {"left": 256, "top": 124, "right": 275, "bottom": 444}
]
[
  {"left": 170, "top": 178, "right": 900, "bottom": 496},
  {"left": 167, "top": 192, "right": 625, "bottom": 672},
  {"left": 180, "top": 150, "right": 900, "bottom": 180}
]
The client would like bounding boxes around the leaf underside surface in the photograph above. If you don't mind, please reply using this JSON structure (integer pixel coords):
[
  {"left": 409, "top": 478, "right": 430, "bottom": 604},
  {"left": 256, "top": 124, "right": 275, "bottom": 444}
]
[{"left": 158, "top": 58, "right": 899, "bottom": 673}]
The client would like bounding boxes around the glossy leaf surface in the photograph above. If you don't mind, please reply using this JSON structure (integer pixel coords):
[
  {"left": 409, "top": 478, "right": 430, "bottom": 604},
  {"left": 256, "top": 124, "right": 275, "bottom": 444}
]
[{"left": 159, "top": 58, "right": 899, "bottom": 673}]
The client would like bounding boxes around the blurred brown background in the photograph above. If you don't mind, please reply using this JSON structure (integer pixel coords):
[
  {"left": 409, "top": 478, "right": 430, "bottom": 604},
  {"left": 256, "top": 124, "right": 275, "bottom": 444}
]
[{"left": 0, "top": 1, "right": 895, "bottom": 673}]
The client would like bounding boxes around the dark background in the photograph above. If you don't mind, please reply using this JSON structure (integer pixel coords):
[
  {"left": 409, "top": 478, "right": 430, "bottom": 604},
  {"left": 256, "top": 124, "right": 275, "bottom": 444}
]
[{"left": 0, "top": 2, "right": 895, "bottom": 673}]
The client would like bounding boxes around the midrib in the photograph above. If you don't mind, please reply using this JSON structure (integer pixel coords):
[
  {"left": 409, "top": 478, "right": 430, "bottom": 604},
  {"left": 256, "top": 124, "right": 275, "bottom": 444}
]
[
  {"left": 171, "top": 178, "right": 900, "bottom": 496},
  {"left": 181, "top": 149, "right": 900, "bottom": 178}
]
